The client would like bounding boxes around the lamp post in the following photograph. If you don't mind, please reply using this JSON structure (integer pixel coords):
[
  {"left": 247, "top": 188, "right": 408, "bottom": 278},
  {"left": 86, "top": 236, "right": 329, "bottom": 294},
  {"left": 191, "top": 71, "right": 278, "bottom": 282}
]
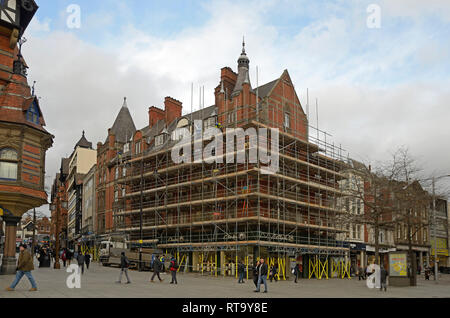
[{"left": 431, "top": 174, "right": 450, "bottom": 282}]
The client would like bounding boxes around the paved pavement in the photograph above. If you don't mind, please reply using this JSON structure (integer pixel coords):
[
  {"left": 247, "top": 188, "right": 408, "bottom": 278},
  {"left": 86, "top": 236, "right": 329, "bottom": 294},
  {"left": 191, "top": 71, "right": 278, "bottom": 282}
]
[{"left": 0, "top": 259, "right": 449, "bottom": 298}]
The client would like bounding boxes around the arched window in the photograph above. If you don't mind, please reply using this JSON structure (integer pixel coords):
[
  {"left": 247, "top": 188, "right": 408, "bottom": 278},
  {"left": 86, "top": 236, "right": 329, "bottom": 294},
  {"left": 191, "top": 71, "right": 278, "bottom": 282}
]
[{"left": 0, "top": 148, "right": 18, "bottom": 181}]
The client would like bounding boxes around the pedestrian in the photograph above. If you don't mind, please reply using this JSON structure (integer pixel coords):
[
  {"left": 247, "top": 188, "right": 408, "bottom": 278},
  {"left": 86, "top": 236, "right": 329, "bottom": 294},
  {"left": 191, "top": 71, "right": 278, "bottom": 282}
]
[
  {"left": 293, "top": 263, "right": 300, "bottom": 283},
  {"left": 254, "top": 258, "right": 268, "bottom": 293},
  {"left": 61, "top": 248, "right": 67, "bottom": 267},
  {"left": 38, "top": 248, "right": 51, "bottom": 268},
  {"left": 5, "top": 244, "right": 38, "bottom": 292},
  {"left": 66, "top": 249, "right": 73, "bottom": 266},
  {"left": 358, "top": 266, "right": 365, "bottom": 281},
  {"left": 269, "top": 264, "right": 278, "bottom": 282},
  {"left": 252, "top": 261, "right": 260, "bottom": 288},
  {"left": 85, "top": 252, "right": 91, "bottom": 270},
  {"left": 169, "top": 257, "right": 179, "bottom": 284},
  {"left": 417, "top": 265, "right": 421, "bottom": 275},
  {"left": 151, "top": 255, "right": 164, "bottom": 283},
  {"left": 160, "top": 255, "right": 166, "bottom": 273},
  {"left": 77, "top": 252, "right": 85, "bottom": 275},
  {"left": 237, "top": 260, "right": 245, "bottom": 283},
  {"left": 425, "top": 267, "right": 430, "bottom": 280},
  {"left": 116, "top": 252, "right": 131, "bottom": 284},
  {"left": 380, "top": 265, "right": 388, "bottom": 292}
]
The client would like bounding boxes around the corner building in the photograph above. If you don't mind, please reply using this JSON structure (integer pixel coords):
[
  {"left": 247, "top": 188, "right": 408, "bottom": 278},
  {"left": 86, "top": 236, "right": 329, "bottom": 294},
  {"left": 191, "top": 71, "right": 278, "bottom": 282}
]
[
  {"left": 0, "top": 0, "right": 53, "bottom": 274},
  {"left": 113, "top": 43, "right": 349, "bottom": 278}
]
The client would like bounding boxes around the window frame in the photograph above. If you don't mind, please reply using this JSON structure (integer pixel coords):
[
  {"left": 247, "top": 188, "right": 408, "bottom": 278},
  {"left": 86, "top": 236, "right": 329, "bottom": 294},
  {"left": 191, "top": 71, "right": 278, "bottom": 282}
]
[{"left": 0, "top": 148, "right": 19, "bottom": 181}]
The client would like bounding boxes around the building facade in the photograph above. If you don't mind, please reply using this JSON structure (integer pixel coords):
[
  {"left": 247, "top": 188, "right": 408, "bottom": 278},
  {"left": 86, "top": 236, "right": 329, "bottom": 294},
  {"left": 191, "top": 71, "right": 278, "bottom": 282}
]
[
  {"left": 430, "top": 198, "right": 449, "bottom": 268},
  {"left": 82, "top": 164, "right": 96, "bottom": 245},
  {"left": 110, "top": 43, "right": 349, "bottom": 278},
  {"left": 66, "top": 132, "right": 96, "bottom": 247},
  {"left": 0, "top": 0, "right": 53, "bottom": 274}
]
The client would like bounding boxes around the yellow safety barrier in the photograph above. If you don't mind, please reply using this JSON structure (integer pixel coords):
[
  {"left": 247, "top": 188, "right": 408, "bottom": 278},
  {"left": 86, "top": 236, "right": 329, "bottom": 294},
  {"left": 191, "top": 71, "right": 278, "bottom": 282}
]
[
  {"left": 318, "top": 258, "right": 329, "bottom": 280},
  {"left": 309, "top": 257, "right": 319, "bottom": 279},
  {"left": 341, "top": 260, "right": 351, "bottom": 279},
  {"left": 177, "top": 254, "right": 186, "bottom": 273},
  {"left": 278, "top": 258, "right": 286, "bottom": 281}
]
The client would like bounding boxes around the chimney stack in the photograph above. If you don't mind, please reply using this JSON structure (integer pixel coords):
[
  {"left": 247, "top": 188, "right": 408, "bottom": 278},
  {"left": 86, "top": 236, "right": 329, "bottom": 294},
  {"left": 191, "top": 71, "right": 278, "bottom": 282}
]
[{"left": 164, "top": 97, "right": 182, "bottom": 125}]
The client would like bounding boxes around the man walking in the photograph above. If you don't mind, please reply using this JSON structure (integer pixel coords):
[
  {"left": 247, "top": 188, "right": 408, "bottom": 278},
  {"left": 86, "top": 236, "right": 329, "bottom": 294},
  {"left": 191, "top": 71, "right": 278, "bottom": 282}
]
[
  {"left": 254, "top": 258, "right": 268, "bottom": 293},
  {"left": 85, "top": 252, "right": 91, "bottom": 270},
  {"left": 238, "top": 260, "right": 245, "bottom": 283},
  {"left": 6, "top": 244, "right": 38, "bottom": 292},
  {"left": 77, "top": 251, "right": 85, "bottom": 275},
  {"left": 169, "top": 257, "right": 178, "bottom": 284},
  {"left": 380, "top": 265, "right": 388, "bottom": 292},
  {"left": 151, "top": 255, "right": 164, "bottom": 283},
  {"left": 252, "top": 261, "right": 260, "bottom": 288},
  {"left": 116, "top": 252, "right": 131, "bottom": 284},
  {"left": 293, "top": 263, "right": 300, "bottom": 283},
  {"left": 269, "top": 264, "right": 278, "bottom": 282}
]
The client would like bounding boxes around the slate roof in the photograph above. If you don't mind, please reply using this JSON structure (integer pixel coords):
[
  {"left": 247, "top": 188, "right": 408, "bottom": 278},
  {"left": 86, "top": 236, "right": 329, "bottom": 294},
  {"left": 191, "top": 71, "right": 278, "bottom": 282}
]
[
  {"left": 74, "top": 131, "right": 92, "bottom": 149},
  {"left": 139, "top": 105, "right": 217, "bottom": 154},
  {"left": 251, "top": 79, "right": 278, "bottom": 99},
  {"left": 110, "top": 99, "right": 137, "bottom": 144}
]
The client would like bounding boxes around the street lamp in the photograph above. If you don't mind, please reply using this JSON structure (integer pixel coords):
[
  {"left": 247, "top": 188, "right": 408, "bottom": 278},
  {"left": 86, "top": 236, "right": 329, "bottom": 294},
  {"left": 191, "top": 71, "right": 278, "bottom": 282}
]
[{"left": 431, "top": 174, "right": 450, "bottom": 282}]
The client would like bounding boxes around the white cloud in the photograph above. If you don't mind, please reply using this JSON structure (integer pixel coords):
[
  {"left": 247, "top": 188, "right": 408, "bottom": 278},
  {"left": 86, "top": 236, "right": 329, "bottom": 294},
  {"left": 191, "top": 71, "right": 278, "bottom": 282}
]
[{"left": 21, "top": 0, "right": 450, "bottom": 211}]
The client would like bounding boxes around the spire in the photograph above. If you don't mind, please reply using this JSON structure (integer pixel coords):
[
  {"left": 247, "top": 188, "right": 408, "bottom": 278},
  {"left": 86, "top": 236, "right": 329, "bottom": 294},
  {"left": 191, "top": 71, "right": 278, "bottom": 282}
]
[
  {"left": 232, "top": 37, "right": 251, "bottom": 97},
  {"left": 122, "top": 97, "right": 128, "bottom": 108}
]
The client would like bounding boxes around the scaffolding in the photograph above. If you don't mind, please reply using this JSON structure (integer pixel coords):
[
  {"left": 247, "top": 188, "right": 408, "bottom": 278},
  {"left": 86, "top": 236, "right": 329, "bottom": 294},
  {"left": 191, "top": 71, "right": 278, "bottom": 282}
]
[{"left": 111, "top": 89, "right": 351, "bottom": 279}]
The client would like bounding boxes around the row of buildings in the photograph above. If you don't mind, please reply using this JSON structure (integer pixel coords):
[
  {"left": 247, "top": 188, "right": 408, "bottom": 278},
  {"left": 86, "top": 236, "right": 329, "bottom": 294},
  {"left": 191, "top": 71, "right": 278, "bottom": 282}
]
[{"left": 49, "top": 43, "right": 450, "bottom": 276}]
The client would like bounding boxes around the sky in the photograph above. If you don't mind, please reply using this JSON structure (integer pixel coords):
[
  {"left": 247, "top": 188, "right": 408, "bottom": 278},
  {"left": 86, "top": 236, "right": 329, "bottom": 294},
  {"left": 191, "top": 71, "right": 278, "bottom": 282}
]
[{"left": 20, "top": 0, "right": 450, "bottom": 214}]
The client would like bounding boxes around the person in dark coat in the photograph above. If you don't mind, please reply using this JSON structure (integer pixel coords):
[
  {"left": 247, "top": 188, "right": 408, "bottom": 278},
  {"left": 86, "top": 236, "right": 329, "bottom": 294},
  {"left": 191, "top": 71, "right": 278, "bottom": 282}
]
[
  {"left": 269, "top": 264, "right": 278, "bottom": 282},
  {"left": 380, "top": 266, "right": 388, "bottom": 292},
  {"left": 38, "top": 248, "right": 51, "bottom": 268},
  {"left": 151, "top": 255, "right": 164, "bottom": 282},
  {"left": 116, "top": 252, "right": 131, "bottom": 284},
  {"left": 254, "top": 258, "right": 268, "bottom": 293},
  {"left": 66, "top": 249, "right": 73, "bottom": 266},
  {"left": 252, "top": 261, "right": 260, "bottom": 288},
  {"left": 77, "top": 252, "right": 85, "bottom": 275},
  {"left": 85, "top": 253, "right": 91, "bottom": 270},
  {"left": 358, "top": 266, "right": 365, "bottom": 281},
  {"left": 61, "top": 248, "right": 67, "bottom": 267},
  {"left": 237, "top": 260, "right": 245, "bottom": 283},
  {"left": 169, "top": 257, "right": 178, "bottom": 284},
  {"left": 293, "top": 263, "right": 300, "bottom": 283}
]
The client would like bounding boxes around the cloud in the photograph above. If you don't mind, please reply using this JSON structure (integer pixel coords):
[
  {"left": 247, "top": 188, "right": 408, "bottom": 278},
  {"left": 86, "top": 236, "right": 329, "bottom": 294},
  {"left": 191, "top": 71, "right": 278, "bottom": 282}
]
[{"left": 20, "top": 0, "right": 450, "bottom": 215}]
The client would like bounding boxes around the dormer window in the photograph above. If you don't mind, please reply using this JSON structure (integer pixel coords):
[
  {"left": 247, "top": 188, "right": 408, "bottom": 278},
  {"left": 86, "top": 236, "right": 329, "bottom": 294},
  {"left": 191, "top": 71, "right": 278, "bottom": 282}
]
[
  {"left": 26, "top": 101, "right": 40, "bottom": 124},
  {"left": 155, "top": 134, "right": 165, "bottom": 147},
  {"left": 205, "top": 117, "right": 216, "bottom": 129}
]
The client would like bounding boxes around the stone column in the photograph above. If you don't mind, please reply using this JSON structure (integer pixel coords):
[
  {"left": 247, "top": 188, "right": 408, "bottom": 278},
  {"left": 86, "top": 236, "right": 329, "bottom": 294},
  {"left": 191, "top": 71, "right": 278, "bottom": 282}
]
[
  {"left": 426, "top": 252, "right": 430, "bottom": 267},
  {"left": 1, "top": 216, "right": 21, "bottom": 275}
]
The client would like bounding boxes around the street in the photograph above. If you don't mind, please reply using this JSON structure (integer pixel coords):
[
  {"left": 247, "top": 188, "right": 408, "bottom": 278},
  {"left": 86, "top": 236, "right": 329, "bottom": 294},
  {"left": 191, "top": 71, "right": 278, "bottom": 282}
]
[{"left": 0, "top": 259, "right": 449, "bottom": 298}]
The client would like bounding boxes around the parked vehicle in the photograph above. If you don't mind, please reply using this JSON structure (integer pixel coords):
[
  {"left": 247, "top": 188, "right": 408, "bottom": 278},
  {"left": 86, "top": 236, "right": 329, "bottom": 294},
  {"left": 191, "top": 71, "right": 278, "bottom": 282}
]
[{"left": 99, "top": 238, "right": 162, "bottom": 270}]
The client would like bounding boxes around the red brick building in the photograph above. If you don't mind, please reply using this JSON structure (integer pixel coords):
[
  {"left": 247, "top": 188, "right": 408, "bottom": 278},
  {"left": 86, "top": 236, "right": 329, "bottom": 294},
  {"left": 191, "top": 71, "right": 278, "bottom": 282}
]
[
  {"left": 104, "top": 42, "right": 348, "bottom": 277},
  {"left": 0, "top": 0, "right": 53, "bottom": 274}
]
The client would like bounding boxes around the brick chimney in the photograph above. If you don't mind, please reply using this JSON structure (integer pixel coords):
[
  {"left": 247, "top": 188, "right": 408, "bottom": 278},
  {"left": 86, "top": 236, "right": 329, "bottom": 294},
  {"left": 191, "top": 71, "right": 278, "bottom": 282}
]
[
  {"left": 149, "top": 106, "right": 165, "bottom": 128},
  {"left": 164, "top": 97, "right": 182, "bottom": 125}
]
